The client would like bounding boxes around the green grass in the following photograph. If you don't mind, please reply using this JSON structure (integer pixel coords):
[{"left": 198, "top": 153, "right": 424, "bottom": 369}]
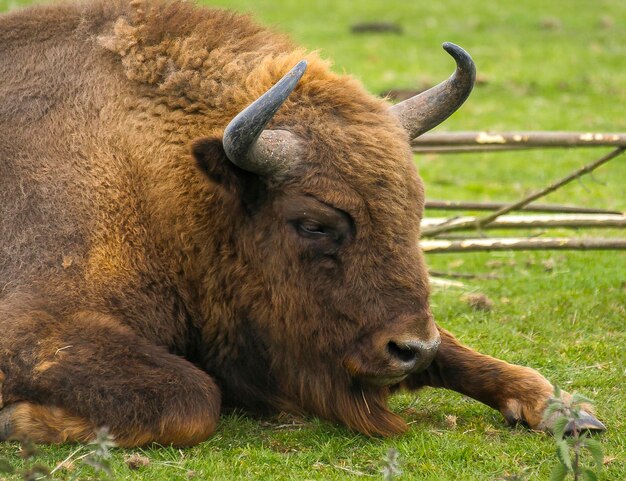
[{"left": 1, "top": 0, "right": 625, "bottom": 479}]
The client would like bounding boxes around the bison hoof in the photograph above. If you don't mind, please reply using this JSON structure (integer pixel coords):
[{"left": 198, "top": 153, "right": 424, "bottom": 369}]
[
  {"left": 501, "top": 395, "right": 606, "bottom": 435},
  {"left": 563, "top": 411, "right": 606, "bottom": 435},
  {"left": 541, "top": 407, "right": 606, "bottom": 436},
  {"left": 0, "top": 405, "right": 16, "bottom": 441}
]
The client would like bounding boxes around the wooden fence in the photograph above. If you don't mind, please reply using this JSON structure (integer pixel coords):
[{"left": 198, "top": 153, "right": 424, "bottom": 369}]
[{"left": 413, "top": 131, "right": 626, "bottom": 254}]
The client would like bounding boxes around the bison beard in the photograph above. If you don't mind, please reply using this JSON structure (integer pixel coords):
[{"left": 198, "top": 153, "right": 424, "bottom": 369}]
[
  {"left": 303, "top": 382, "right": 406, "bottom": 438},
  {"left": 0, "top": 0, "right": 604, "bottom": 446}
]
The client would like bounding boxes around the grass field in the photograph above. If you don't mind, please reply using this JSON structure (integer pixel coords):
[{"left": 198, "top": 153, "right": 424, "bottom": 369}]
[{"left": 1, "top": 0, "right": 625, "bottom": 480}]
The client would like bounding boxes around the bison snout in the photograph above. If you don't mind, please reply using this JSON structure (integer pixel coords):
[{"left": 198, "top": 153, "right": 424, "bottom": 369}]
[
  {"left": 345, "top": 331, "right": 441, "bottom": 387},
  {"left": 386, "top": 336, "right": 440, "bottom": 375}
]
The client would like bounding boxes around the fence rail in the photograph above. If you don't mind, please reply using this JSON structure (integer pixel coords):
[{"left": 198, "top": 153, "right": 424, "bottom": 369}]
[
  {"left": 413, "top": 131, "right": 626, "bottom": 153},
  {"left": 417, "top": 131, "right": 625, "bottom": 254}
]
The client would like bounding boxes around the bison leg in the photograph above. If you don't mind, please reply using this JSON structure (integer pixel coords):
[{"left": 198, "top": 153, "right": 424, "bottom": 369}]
[
  {"left": 402, "top": 327, "right": 605, "bottom": 433},
  {"left": 0, "top": 310, "right": 221, "bottom": 447}
]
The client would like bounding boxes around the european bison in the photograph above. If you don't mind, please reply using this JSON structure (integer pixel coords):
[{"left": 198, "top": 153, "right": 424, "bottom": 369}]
[{"left": 0, "top": 0, "right": 603, "bottom": 446}]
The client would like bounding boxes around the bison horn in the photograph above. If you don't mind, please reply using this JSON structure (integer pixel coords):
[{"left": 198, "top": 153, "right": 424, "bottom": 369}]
[
  {"left": 390, "top": 42, "right": 476, "bottom": 139},
  {"left": 223, "top": 60, "right": 307, "bottom": 176}
]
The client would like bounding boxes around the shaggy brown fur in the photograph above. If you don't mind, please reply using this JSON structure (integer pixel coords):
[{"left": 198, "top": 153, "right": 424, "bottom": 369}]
[{"left": 0, "top": 0, "right": 575, "bottom": 446}]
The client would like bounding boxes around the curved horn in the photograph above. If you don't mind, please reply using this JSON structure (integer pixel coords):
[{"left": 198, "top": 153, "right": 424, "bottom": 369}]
[
  {"left": 390, "top": 43, "right": 476, "bottom": 139},
  {"left": 223, "top": 60, "right": 307, "bottom": 176}
]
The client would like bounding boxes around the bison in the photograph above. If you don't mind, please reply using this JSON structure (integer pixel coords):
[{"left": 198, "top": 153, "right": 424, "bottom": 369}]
[{"left": 0, "top": 0, "right": 604, "bottom": 447}]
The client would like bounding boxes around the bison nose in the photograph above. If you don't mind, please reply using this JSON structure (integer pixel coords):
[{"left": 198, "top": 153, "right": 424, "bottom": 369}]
[{"left": 386, "top": 336, "right": 440, "bottom": 374}]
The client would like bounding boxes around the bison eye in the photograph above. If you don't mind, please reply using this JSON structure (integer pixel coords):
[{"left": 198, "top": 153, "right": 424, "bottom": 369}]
[{"left": 295, "top": 221, "right": 335, "bottom": 240}]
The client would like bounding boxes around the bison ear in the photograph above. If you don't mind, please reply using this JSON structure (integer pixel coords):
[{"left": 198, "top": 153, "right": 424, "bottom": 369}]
[{"left": 192, "top": 137, "right": 265, "bottom": 207}]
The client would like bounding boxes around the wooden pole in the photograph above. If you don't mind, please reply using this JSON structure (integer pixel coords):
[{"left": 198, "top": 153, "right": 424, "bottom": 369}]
[
  {"left": 412, "top": 131, "right": 626, "bottom": 153},
  {"left": 421, "top": 214, "right": 626, "bottom": 230},
  {"left": 425, "top": 200, "right": 621, "bottom": 215},
  {"left": 420, "top": 237, "right": 626, "bottom": 253}
]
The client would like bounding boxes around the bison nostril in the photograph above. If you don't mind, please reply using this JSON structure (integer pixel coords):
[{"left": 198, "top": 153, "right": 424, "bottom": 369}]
[{"left": 387, "top": 341, "right": 418, "bottom": 365}]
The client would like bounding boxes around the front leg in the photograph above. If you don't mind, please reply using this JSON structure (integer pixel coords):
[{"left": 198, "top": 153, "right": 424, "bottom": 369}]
[
  {"left": 402, "top": 327, "right": 605, "bottom": 432},
  {"left": 0, "top": 308, "right": 221, "bottom": 447}
]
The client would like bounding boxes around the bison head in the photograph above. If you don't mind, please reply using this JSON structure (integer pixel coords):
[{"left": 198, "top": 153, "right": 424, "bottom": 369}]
[{"left": 192, "top": 44, "right": 475, "bottom": 436}]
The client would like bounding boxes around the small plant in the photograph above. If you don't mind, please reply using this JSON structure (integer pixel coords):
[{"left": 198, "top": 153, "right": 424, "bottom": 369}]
[
  {"left": 381, "top": 448, "right": 402, "bottom": 480},
  {"left": 0, "top": 427, "right": 116, "bottom": 481},
  {"left": 0, "top": 436, "right": 50, "bottom": 480},
  {"left": 543, "top": 388, "right": 604, "bottom": 481},
  {"left": 65, "top": 427, "right": 116, "bottom": 481}
]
